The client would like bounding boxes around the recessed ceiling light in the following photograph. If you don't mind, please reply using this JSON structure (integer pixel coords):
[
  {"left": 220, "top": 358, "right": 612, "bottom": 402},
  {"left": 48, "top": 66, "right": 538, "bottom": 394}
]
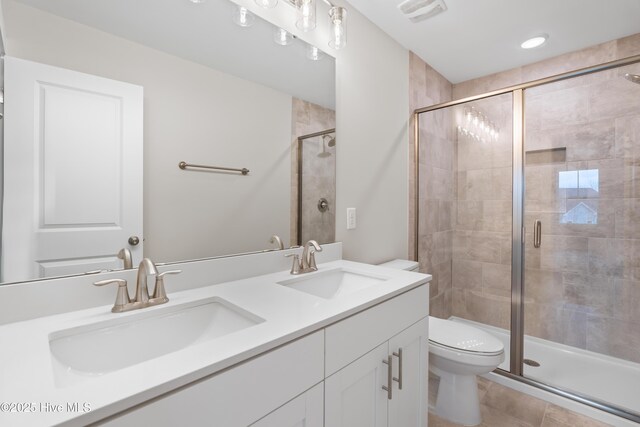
[{"left": 521, "top": 35, "right": 548, "bottom": 49}]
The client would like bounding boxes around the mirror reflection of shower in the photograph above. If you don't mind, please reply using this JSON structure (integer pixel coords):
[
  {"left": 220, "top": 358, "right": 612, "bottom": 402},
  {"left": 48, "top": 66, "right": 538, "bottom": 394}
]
[{"left": 297, "top": 128, "right": 336, "bottom": 246}]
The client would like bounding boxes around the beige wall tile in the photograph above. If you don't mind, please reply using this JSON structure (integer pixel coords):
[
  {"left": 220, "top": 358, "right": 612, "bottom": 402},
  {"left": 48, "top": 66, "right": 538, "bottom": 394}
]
[
  {"left": 524, "top": 303, "right": 587, "bottom": 348},
  {"left": 482, "top": 263, "right": 511, "bottom": 297},
  {"left": 617, "top": 33, "right": 640, "bottom": 58},
  {"left": 452, "top": 259, "right": 483, "bottom": 291},
  {"left": 615, "top": 198, "right": 640, "bottom": 239},
  {"left": 586, "top": 316, "right": 640, "bottom": 363},
  {"left": 463, "top": 290, "right": 510, "bottom": 329}
]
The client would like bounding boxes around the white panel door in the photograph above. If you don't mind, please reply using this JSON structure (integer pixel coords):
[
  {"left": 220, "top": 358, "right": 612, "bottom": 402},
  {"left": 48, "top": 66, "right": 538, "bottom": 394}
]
[
  {"left": 325, "top": 342, "right": 389, "bottom": 427},
  {"left": 252, "top": 383, "right": 324, "bottom": 427},
  {"left": 2, "top": 56, "right": 143, "bottom": 282},
  {"left": 388, "top": 318, "right": 429, "bottom": 427}
]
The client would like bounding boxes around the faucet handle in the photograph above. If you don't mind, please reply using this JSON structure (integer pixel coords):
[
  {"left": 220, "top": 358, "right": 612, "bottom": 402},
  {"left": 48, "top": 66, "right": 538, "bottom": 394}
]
[
  {"left": 94, "top": 279, "right": 131, "bottom": 313},
  {"left": 285, "top": 253, "right": 301, "bottom": 275},
  {"left": 150, "top": 270, "right": 182, "bottom": 304}
]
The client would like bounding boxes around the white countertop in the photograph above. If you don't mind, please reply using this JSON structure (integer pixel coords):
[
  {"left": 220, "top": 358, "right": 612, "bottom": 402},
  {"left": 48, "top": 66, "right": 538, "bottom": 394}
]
[{"left": 0, "top": 260, "right": 430, "bottom": 426}]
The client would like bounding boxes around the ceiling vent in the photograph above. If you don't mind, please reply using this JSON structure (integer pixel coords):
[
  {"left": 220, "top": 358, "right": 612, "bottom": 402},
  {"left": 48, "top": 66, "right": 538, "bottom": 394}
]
[{"left": 397, "top": 0, "right": 447, "bottom": 23}]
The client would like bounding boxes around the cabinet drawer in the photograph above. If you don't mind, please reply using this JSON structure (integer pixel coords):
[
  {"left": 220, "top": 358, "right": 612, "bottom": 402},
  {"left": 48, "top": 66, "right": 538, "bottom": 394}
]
[
  {"left": 101, "top": 331, "right": 324, "bottom": 427},
  {"left": 325, "top": 284, "right": 428, "bottom": 376}
]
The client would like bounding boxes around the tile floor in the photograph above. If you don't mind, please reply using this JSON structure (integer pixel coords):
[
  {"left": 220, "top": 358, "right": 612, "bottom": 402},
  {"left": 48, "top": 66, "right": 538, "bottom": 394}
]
[{"left": 428, "top": 377, "right": 612, "bottom": 427}]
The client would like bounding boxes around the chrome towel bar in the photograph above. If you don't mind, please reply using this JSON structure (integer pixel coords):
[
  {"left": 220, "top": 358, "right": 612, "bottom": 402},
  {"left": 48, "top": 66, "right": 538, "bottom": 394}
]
[{"left": 178, "top": 161, "right": 249, "bottom": 175}]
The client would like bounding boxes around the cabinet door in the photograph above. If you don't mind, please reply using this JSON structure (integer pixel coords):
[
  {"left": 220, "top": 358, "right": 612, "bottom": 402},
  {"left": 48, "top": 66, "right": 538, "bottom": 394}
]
[
  {"left": 325, "top": 342, "right": 389, "bottom": 427},
  {"left": 388, "top": 317, "right": 429, "bottom": 427},
  {"left": 252, "top": 383, "right": 324, "bottom": 427}
]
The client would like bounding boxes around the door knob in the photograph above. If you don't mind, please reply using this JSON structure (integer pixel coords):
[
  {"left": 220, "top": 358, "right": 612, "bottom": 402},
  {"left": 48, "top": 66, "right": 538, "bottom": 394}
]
[{"left": 128, "top": 236, "right": 140, "bottom": 246}]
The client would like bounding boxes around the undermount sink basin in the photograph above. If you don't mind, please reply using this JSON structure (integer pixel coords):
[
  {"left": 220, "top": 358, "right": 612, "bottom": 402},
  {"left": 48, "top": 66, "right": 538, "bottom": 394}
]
[
  {"left": 49, "top": 297, "right": 264, "bottom": 387},
  {"left": 277, "top": 268, "right": 389, "bottom": 299}
]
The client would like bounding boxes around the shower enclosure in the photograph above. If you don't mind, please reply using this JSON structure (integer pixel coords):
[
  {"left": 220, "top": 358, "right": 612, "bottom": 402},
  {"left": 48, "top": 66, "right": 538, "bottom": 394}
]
[
  {"left": 297, "top": 129, "right": 336, "bottom": 245},
  {"left": 415, "top": 55, "right": 640, "bottom": 422}
]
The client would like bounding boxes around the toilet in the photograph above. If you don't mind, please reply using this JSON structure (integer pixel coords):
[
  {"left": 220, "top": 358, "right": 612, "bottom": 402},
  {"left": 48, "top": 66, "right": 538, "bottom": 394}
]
[{"left": 378, "top": 259, "right": 505, "bottom": 426}]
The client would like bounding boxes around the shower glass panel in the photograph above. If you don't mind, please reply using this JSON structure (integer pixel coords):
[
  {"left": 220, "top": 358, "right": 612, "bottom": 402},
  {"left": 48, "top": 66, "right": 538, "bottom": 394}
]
[
  {"left": 298, "top": 130, "right": 336, "bottom": 245},
  {"left": 523, "top": 62, "right": 640, "bottom": 415},
  {"left": 418, "top": 93, "right": 513, "bottom": 370}
]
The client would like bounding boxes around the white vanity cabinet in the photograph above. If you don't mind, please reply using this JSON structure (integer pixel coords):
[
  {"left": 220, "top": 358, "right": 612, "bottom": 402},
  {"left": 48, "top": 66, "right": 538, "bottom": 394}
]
[
  {"left": 324, "top": 285, "right": 429, "bottom": 427},
  {"left": 98, "top": 284, "right": 429, "bottom": 427}
]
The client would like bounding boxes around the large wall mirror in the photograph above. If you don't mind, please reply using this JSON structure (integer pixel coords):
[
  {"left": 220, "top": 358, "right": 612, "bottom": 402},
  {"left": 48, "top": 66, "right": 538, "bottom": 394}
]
[{"left": 0, "top": 0, "right": 336, "bottom": 284}]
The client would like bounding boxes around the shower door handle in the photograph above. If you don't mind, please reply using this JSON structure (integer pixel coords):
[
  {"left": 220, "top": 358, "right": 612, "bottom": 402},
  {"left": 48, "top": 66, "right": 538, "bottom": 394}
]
[{"left": 533, "top": 220, "right": 542, "bottom": 248}]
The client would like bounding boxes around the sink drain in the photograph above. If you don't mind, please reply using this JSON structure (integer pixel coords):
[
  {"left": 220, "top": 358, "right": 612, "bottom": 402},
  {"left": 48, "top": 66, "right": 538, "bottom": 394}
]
[{"left": 524, "top": 359, "right": 540, "bottom": 367}]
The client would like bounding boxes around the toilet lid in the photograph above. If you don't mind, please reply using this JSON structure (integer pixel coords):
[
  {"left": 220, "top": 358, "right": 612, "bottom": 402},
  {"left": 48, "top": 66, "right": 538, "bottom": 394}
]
[{"left": 429, "top": 317, "right": 504, "bottom": 354}]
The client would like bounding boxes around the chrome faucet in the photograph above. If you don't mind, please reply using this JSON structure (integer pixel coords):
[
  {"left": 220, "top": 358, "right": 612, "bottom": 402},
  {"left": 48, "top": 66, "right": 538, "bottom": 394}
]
[
  {"left": 135, "top": 258, "right": 158, "bottom": 306},
  {"left": 286, "top": 240, "right": 323, "bottom": 275},
  {"left": 302, "top": 240, "right": 322, "bottom": 271},
  {"left": 93, "top": 258, "right": 181, "bottom": 313}
]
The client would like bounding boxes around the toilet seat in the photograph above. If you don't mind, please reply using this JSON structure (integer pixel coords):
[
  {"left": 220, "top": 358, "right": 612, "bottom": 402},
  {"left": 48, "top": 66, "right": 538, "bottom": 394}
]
[
  {"left": 429, "top": 316, "right": 503, "bottom": 355},
  {"left": 429, "top": 339, "right": 503, "bottom": 356}
]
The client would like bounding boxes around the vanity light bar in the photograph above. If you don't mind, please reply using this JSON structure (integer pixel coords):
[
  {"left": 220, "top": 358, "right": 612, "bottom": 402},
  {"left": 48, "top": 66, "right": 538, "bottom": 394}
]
[{"left": 256, "top": 0, "right": 348, "bottom": 49}]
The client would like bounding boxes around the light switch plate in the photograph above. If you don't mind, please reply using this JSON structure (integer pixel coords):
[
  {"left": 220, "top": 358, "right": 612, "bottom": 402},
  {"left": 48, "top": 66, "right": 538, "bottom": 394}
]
[{"left": 347, "top": 208, "right": 356, "bottom": 230}]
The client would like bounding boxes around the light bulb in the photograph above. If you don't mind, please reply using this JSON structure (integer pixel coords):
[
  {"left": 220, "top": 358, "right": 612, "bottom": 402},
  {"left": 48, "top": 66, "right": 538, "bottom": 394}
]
[
  {"left": 296, "top": 0, "right": 316, "bottom": 32},
  {"left": 328, "top": 7, "right": 347, "bottom": 50},
  {"left": 255, "top": 0, "right": 278, "bottom": 9},
  {"left": 233, "top": 5, "right": 255, "bottom": 27},
  {"left": 521, "top": 35, "right": 548, "bottom": 49},
  {"left": 307, "top": 45, "right": 323, "bottom": 61},
  {"left": 273, "top": 27, "right": 293, "bottom": 46}
]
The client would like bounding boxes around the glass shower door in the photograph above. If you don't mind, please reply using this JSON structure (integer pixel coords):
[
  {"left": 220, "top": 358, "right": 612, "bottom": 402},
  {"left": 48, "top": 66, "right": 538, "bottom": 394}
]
[
  {"left": 417, "top": 92, "right": 514, "bottom": 368},
  {"left": 522, "top": 63, "right": 640, "bottom": 417}
]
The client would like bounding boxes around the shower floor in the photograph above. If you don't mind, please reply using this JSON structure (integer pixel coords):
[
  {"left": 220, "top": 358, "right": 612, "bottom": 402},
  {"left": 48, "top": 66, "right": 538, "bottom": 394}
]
[{"left": 450, "top": 316, "right": 640, "bottom": 417}]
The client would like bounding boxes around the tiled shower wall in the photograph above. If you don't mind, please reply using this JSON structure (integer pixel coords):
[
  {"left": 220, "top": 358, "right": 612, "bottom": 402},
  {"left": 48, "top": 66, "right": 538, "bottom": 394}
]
[
  {"left": 291, "top": 98, "right": 336, "bottom": 246},
  {"left": 409, "top": 52, "right": 454, "bottom": 318},
  {"left": 451, "top": 94, "right": 513, "bottom": 330}
]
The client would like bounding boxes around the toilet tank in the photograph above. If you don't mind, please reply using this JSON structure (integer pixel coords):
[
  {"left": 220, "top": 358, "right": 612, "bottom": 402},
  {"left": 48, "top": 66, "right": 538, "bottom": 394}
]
[{"left": 378, "top": 259, "right": 419, "bottom": 272}]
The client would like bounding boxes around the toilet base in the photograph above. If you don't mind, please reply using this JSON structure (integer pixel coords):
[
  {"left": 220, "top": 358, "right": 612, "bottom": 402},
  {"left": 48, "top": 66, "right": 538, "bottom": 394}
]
[{"left": 430, "top": 366, "right": 481, "bottom": 426}]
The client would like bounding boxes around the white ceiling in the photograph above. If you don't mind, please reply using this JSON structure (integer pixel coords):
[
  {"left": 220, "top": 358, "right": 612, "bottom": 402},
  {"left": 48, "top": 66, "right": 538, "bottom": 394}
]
[
  {"left": 14, "top": 0, "right": 336, "bottom": 109},
  {"left": 347, "top": 0, "right": 640, "bottom": 83}
]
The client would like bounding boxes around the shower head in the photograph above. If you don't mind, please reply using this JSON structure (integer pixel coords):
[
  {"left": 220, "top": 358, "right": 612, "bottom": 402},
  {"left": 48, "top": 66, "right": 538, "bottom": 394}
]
[
  {"left": 624, "top": 73, "right": 640, "bottom": 84},
  {"left": 318, "top": 137, "right": 332, "bottom": 158},
  {"left": 323, "top": 134, "right": 336, "bottom": 147}
]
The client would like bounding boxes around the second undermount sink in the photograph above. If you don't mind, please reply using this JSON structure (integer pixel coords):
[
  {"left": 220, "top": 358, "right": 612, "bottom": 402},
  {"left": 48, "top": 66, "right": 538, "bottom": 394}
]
[
  {"left": 49, "top": 297, "right": 264, "bottom": 387},
  {"left": 277, "top": 268, "right": 389, "bottom": 299}
]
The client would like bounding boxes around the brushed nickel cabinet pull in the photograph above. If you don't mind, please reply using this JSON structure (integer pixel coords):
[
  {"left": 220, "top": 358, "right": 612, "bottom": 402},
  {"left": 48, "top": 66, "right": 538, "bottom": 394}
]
[
  {"left": 382, "top": 355, "right": 393, "bottom": 400},
  {"left": 534, "top": 220, "right": 542, "bottom": 248},
  {"left": 393, "top": 348, "right": 403, "bottom": 390}
]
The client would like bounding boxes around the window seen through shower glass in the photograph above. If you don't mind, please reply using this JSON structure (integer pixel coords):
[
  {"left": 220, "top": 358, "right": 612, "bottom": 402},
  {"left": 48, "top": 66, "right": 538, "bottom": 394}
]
[{"left": 558, "top": 169, "right": 600, "bottom": 224}]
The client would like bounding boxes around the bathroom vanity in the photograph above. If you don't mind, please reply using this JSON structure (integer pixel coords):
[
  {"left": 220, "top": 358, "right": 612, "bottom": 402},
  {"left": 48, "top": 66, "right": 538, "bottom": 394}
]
[{"left": 0, "top": 248, "right": 431, "bottom": 427}]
